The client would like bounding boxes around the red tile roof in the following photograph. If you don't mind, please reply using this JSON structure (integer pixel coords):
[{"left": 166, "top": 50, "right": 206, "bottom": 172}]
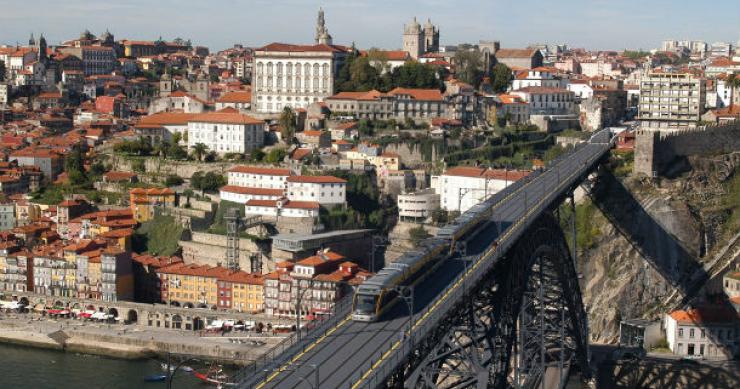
[
  {"left": 257, "top": 42, "right": 348, "bottom": 53},
  {"left": 287, "top": 175, "right": 346, "bottom": 184},
  {"left": 669, "top": 306, "right": 738, "bottom": 325},
  {"left": 387, "top": 87, "right": 444, "bottom": 101},
  {"left": 138, "top": 112, "right": 197, "bottom": 126},
  {"left": 190, "top": 111, "right": 264, "bottom": 125},
  {"left": 444, "top": 166, "right": 530, "bottom": 181},
  {"left": 216, "top": 91, "right": 252, "bottom": 104},
  {"left": 227, "top": 166, "right": 291, "bottom": 175},
  {"left": 495, "top": 48, "right": 539, "bottom": 59},
  {"left": 220, "top": 185, "right": 284, "bottom": 196}
]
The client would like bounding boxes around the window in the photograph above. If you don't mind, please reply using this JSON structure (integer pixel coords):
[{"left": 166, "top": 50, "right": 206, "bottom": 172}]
[
  {"left": 689, "top": 328, "right": 695, "bottom": 338},
  {"left": 678, "top": 328, "right": 684, "bottom": 338}
]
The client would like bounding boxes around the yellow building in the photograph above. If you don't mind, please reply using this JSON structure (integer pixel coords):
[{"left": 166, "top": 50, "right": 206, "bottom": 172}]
[
  {"left": 218, "top": 272, "right": 264, "bottom": 313},
  {"left": 129, "top": 188, "right": 176, "bottom": 222},
  {"left": 158, "top": 263, "right": 227, "bottom": 308}
]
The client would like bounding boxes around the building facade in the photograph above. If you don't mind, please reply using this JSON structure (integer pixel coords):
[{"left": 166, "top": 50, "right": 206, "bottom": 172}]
[
  {"left": 664, "top": 307, "right": 739, "bottom": 359},
  {"left": 432, "top": 166, "right": 530, "bottom": 212},
  {"left": 638, "top": 72, "right": 706, "bottom": 131},
  {"left": 251, "top": 43, "right": 348, "bottom": 113},
  {"left": 186, "top": 110, "right": 265, "bottom": 155}
]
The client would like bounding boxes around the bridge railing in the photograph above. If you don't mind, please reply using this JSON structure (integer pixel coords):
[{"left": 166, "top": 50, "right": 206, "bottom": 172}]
[
  {"left": 350, "top": 138, "right": 612, "bottom": 388},
  {"left": 234, "top": 293, "right": 353, "bottom": 386}
]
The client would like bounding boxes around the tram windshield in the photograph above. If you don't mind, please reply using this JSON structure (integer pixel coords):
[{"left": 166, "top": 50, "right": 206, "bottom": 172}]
[{"left": 354, "top": 294, "right": 377, "bottom": 313}]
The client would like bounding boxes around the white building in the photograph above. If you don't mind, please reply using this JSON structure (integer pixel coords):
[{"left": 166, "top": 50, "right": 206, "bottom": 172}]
[
  {"left": 512, "top": 67, "right": 565, "bottom": 91},
  {"left": 398, "top": 189, "right": 440, "bottom": 222},
  {"left": 187, "top": 109, "right": 265, "bottom": 155},
  {"left": 149, "top": 90, "right": 206, "bottom": 114},
  {"left": 432, "top": 166, "right": 530, "bottom": 212},
  {"left": 567, "top": 80, "right": 595, "bottom": 100},
  {"left": 215, "top": 91, "right": 252, "bottom": 111},
  {"left": 0, "top": 202, "right": 16, "bottom": 231},
  {"left": 664, "top": 307, "right": 739, "bottom": 359},
  {"left": 226, "top": 166, "right": 291, "bottom": 189},
  {"left": 510, "top": 87, "right": 576, "bottom": 116},
  {"left": 286, "top": 175, "right": 346, "bottom": 207},
  {"left": 219, "top": 186, "right": 284, "bottom": 205},
  {"left": 251, "top": 42, "right": 348, "bottom": 113},
  {"left": 245, "top": 198, "right": 320, "bottom": 219}
]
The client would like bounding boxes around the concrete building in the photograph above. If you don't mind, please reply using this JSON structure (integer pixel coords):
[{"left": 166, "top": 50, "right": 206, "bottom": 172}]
[
  {"left": 494, "top": 48, "right": 544, "bottom": 70},
  {"left": 512, "top": 67, "right": 565, "bottom": 90},
  {"left": 251, "top": 42, "right": 349, "bottom": 113},
  {"left": 0, "top": 202, "right": 16, "bottom": 231},
  {"left": 638, "top": 72, "right": 706, "bottom": 131},
  {"left": 724, "top": 271, "right": 740, "bottom": 298},
  {"left": 148, "top": 90, "right": 206, "bottom": 114},
  {"left": 225, "top": 166, "right": 290, "bottom": 189},
  {"left": 129, "top": 188, "right": 176, "bottom": 222},
  {"left": 215, "top": 91, "right": 252, "bottom": 111},
  {"left": 397, "top": 189, "right": 440, "bottom": 222},
  {"left": 324, "top": 88, "right": 448, "bottom": 123},
  {"left": 511, "top": 87, "right": 576, "bottom": 116},
  {"left": 9, "top": 148, "right": 63, "bottom": 182},
  {"left": 286, "top": 175, "right": 346, "bottom": 207},
  {"left": 619, "top": 319, "right": 662, "bottom": 350},
  {"left": 664, "top": 307, "right": 739, "bottom": 359},
  {"left": 100, "top": 248, "right": 133, "bottom": 302},
  {"left": 432, "top": 166, "right": 530, "bottom": 212},
  {"left": 187, "top": 110, "right": 265, "bottom": 155}
]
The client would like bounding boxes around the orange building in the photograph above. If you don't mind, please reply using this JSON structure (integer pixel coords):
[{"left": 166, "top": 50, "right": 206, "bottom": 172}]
[{"left": 129, "top": 188, "right": 176, "bottom": 222}]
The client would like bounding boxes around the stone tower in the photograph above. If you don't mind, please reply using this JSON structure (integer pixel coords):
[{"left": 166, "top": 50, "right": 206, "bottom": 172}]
[
  {"left": 315, "top": 7, "right": 333, "bottom": 45},
  {"left": 28, "top": 33, "right": 36, "bottom": 46},
  {"left": 423, "top": 19, "right": 439, "bottom": 53},
  {"left": 37, "top": 33, "right": 48, "bottom": 63},
  {"left": 403, "top": 17, "right": 423, "bottom": 59}
]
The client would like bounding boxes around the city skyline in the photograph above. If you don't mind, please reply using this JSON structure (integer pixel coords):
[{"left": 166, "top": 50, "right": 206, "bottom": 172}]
[{"left": 0, "top": 0, "right": 738, "bottom": 51}]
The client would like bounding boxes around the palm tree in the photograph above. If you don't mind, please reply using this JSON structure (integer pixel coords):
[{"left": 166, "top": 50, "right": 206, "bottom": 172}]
[
  {"left": 155, "top": 140, "right": 171, "bottom": 159},
  {"left": 192, "top": 143, "right": 208, "bottom": 162}
]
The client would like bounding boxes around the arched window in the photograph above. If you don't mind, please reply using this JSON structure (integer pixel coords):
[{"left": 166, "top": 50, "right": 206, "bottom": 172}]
[
  {"left": 313, "top": 63, "right": 320, "bottom": 77},
  {"left": 266, "top": 62, "right": 273, "bottom": 76},
  {"left": 256, "top": 63, "right": 263, "bottom": 76},
  {"left": 276, "top": 62, "right": 283, "bottom": 76},
  {"left": 321, "top": 63, "right": 329, "bottom": 78},
  {"left": 313, "top": 77, "right": 319, "bottom": 90}
]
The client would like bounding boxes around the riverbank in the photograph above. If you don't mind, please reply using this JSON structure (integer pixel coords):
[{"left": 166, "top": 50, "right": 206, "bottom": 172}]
[{"left": 0, "top": 314, "right": 283, "bottom": 365}]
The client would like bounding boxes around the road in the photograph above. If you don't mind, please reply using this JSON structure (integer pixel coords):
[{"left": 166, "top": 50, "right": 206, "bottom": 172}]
[{"left": 248, "top": 136, "right": 611, "bottom": 389}]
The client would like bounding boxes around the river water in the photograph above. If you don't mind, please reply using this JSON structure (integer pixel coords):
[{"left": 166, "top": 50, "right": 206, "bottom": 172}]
[{"left": 0, "top": 343, "right": 216, "bottom": 388}]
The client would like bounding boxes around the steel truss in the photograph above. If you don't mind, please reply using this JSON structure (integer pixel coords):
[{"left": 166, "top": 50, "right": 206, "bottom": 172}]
[{"left": 400, "top": 213, "right": 590, "bottom": 389}]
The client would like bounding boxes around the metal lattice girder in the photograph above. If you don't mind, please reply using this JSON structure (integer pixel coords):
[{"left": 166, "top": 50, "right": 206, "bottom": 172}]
[{"left": 401, "top": 213, "right": 591, "bottom": 389}]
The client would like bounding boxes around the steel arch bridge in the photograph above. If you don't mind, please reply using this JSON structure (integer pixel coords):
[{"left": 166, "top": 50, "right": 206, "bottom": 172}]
[
  {"left": 401, "top": 213, "right": 589, "bottom": 389},
  {"left": 237, "top": 130, "right": 614, "bottom": 389}
]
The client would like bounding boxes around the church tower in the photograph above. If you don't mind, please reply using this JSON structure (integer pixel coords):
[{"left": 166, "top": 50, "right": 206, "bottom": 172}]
[
  {"left": 38, "top": 33, "right": 48, "bottom": 63},
  {"left": 423, "top": 19, "right": 439, "bottom": 53},
  {"left": 315, "top": 7, "right": 333, "bottom": 45},
  {"left": 28, "top": 33, "right": 36, "bottom": 46},
  {"left": 403, "top": 17, "right": 423, "bottom": 59}
]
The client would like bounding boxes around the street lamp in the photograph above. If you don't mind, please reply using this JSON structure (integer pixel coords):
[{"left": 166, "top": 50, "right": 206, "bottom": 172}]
[
  {"left": 165, "top": 353, "right": 199, "bottom": 389},
  {"left": 393, "top": 285, "right": 414, "bottom": 346},
  {"left": 295, "top": 278, "right": 315, "bottom": 341}
]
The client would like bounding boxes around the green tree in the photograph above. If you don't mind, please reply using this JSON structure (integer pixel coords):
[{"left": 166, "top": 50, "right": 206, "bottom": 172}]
[
  {"left": 132, "top": 159, "right": 146, "bottom": 173},
  {"left": 265, "top": 148, "right": 287, "bottom": 164},
  {"left": 491, "top": 63, "right": 513, "bottom": 93},
  {"left": 454, "top": 50, "right": 484, "bottom": 87},
  {"left": 279, "top": 107, "right": 297, "bottom": 143},
  {"left": 171, "top": 132, "right": 183, "bottom": 145},
  {"left": 191, "top": 143, "right": 208, "bottom": 161},
  {"left": 168, "top": 143, "right": 187, "bottom": 160},
  {"left": 191, "top": 171, "right": 225, "bottom": 193},
  {"left": 409, "top": 225, "right": 432, "bottom": 246},
  {"left": 164, "top": 174, "right": 184, "bottom": 187},
  {"left": 154, "top": 140, "right": 171, "bottom": 159},
  {"left": 249, "top": 149, "right": 266, "bottom": 162}
]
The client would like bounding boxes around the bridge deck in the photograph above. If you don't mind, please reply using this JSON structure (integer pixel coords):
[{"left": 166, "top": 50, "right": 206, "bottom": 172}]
[{"left": 243, "top": 133, "right": 612, "bottom": 389}]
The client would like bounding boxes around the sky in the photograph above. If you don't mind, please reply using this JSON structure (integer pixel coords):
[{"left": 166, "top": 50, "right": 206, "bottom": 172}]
[{"left": 0, "top": 0, "right": 738, "bottom": 52}]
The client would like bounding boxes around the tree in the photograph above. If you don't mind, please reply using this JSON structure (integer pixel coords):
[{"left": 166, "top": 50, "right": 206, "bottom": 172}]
[
  {"left": 265, "top": 148, "right": 287, "bottom": 164},
  {"left": 409, "top": 225, "right": 432, "bottom": 246},
  {"left": 191, "top": 171, "right": 225, "bottom": 193},
  {"left": 454, "top": 50, "right": 484, "bottom": 87},
  {"left": 168, "top": 143, "right": 187, "bottom": 160},
  {"left": 249, "top": 149, "right": 266, "bottom": 162},
  {"left": 0, "top": 60, "right": 5, "bottom": 82},
  {"left": 171, "top": 132, "right": 183, "bottom": 145},
  {"left": 154, "top": 140, "right": 171, "bottom": 159},
  {"left": 64, "top": 145, "right": 87, "bottom": 185},
  {"left": 278, "top": 107, "right": 297, "bottom": 143},
  {"left": 366, "top": 48, "right": 389, "bottom": 74},
  {"left": 165, "top": 174, "right": 184, "bottom": 187},
  {"left": 491, "top": 63, "right": 513, "bottom": 93},
  {"left": 191, "top": 143, "right": 208, "bottom": 161}
]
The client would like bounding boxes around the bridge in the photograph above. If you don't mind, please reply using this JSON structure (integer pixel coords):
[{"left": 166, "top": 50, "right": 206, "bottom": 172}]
[{"left": 236, "top": 130, "right": 615, "bottom": 388}]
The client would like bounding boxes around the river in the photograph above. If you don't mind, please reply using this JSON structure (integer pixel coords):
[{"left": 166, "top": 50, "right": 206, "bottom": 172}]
[{"left": 0, "top": 343, "right": 222, "bottom": 388}]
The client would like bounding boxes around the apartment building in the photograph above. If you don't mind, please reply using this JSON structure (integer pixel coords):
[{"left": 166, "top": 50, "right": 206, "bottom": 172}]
[
  {"left": 432, "top": 166, "right": 530, "bottom": 212},
  {"left": 638, "top": 72, "right": 706, "bottom": 131},
  {"left": 187, "top": 110, "right": 266, "bottom": 155},
  {"left": 664, "top": 307, "right": 739, "bottom": 359}
]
